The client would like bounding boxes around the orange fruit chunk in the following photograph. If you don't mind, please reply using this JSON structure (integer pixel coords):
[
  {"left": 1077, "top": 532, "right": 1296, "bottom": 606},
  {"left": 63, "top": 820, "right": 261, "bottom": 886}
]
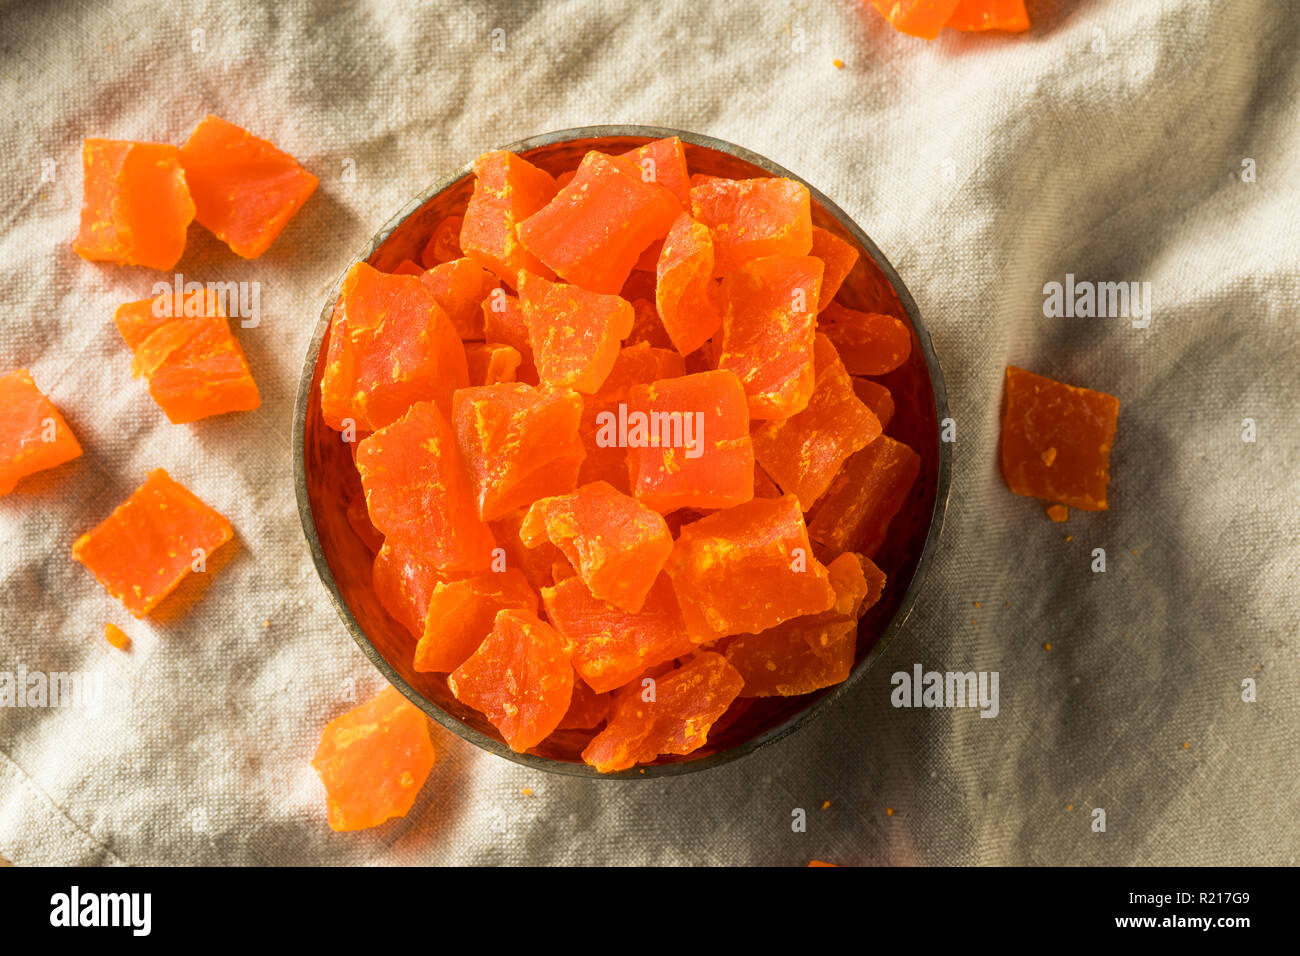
[
  {"left": 518, "top": 151, "right": 680, "bottom": 294},
  {"left": 448, "top": 609, "right": 574, "bottom": 753},
  {"left": 178, "top": 114, "right": 318, "bottom": 259},
  {"left": 689, "top": 175, "right": 812, "bottom": 276},
  {"left": 488, "top": 506, "right": 566, "bottom": 592},
  {"left": 1000, "top": 366, "right": 1119, "bottom": 511},
  {"left": 581, "top": 652, "right": 743, "bottom": 772},
  {"left": 946, "top": 0, "right": 1030, "bottom": 32},
  {"left": 418, "top": 257, "right": 499, "bottom": 340},
  {"left": 465, "top": 342, "right": 522, "bottom": 386},
  {"left": 356, "top": 401, "right": 497, "bottom": 573},
  {"left": 392, "top": 259, "right": 424, "bottom": 276},
  {"left": 851, "top": 377, "right": 895, "bottom": 430},
  {"left": 578, "top": 343, "right": 686, "bottom": 493},
  {"left": 625, "top": 369, "right": 755, "bottom": 513},
  {"left": 542, "top": 573, "right": 696, "bottom": 694},
  {"left": 819, "top": 303, "right": 911, "bottom": 376},
  {"left": 753, "top": 334, "right": 882, "bottom": 506},
  {"left": 517, "top": 270, "right": 634, "bottom": 393},
  {"left": 0, "top": 369, "right": 82, "bottom": 494},
  {"left": 656, "top": 213, "right": 723, "bottom": 354},
  {"left": 810, "top": 226, "right": 859, "bottom": 311},
  {"left": 620, "top": 137, "right": 691, "bottom": 207},
  {"left": 522, "top": 481, "right": 672, "bottom": 613},
  {"left": 372, "top": 538, "right": 458, "bottom": 638},
  {"left": 311, "top": 685, "right": 435, "bottom": 832},
  {"left": 626, "top": 295, "right": 675, "bottom": 350},
  {"left": 452, "top": 383, "right": 586, "bottom": 522},
  {"left": 73, "top": 138, "right": 195, "bottom": 270},
  {"left": 718, "top": 254, "right": 823, "bottom": 420},
  {"left": 114, "top": 293, "right": 261, "bottom": 424},
  {"left": 665, "top": 494, "right": 835, "bottom": 641},
  {"left": 413, "top": 568, "right": 538, "bottom": 673},
  {"left": 104, "top": 622, "right": 131, "bottom": 650},
  {"left": 319, "top": 262, "right": 468, "bottom": 432},
  {"left": 557, "top": 676, "right": 612, "bottom": 730},
  {"left": 421, "top": 215, "right": 464, "bottom": 268},
  {"left": 868, "top": 0, "right": 962, "bottom": 39},
  {"left": 722, "top": 552, "right": 882, "bottom": 697},
  {"left": 481, "top": 291, "right": 538, "bottom": 383},
  {"left": 808, "top": 436, "right": 921, "bottom": 557},
  {"left": 460, "top": 150, "right": 557, "bottom": 286},
  {"left": 72, "top": 469, "right": 233, "bottom": 618}
]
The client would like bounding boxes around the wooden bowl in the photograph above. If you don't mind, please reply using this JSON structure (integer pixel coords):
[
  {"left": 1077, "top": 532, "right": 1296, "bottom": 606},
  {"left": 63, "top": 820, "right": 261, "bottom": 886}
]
[{"left": 293, "top": 126, "right": 951, "bottom": 778}]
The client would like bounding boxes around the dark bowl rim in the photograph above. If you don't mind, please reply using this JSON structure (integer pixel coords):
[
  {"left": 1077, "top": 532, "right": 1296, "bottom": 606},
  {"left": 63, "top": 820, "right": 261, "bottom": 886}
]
[{"left": 292, "top": 124, "right": 952, "bottom": 779}]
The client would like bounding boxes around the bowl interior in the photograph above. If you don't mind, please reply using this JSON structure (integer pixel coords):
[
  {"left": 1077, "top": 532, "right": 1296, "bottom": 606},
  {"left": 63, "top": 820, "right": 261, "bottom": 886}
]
[{"left": 295, "top": 127, "right": 949, "bottom": 778}]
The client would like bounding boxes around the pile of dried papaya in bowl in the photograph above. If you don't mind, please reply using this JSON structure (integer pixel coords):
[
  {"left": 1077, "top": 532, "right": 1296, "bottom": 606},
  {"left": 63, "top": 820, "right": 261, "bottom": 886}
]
[{"left": 295, "top": 126, "right": 949, "bottom": 785}]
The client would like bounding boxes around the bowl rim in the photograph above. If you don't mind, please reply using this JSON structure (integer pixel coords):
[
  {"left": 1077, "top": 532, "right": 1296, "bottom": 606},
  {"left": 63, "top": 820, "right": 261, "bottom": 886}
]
[{"left": 292, "top": 124, "right": 952, "bottom": 779}]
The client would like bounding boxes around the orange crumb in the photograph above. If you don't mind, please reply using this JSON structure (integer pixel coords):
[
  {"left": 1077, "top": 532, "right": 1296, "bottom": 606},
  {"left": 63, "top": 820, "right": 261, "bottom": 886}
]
[
  {"left": 263, "top": 619, "right": 270, "bottom": 627},
  {"left": 1046, "top": 503, "right": 1068, "bottom": 522},
  {"left": 832, "top": 58, "right": 844, "bottom": 69},
  {"left": 973, "top": 601, "right": 981, "bottom": 609},
  {"left": 1065, "top": 535, "right": 1073, "bottom": 542},
  {"left": 104, "top": 622, "right": 131, "bottom": 650},
  {"left": 885, "top": 807, "right": 894, "bottom": 816},
  {"left": 522, "top": 787, "right": 533, "bottom": 795},
  {"left": 808, "top": 859, "right": 838, "bottom": 866},
  {"left": 1066, "top": 804, "right": 1073, "bottom": 811},
  {"left": 1040, "top": 447, "right": 1057, "bottom": 467},
  {"left": 1043, "top": 642, "right": 1052, "bottom": 651},
  {"left": 821, "top": 800, "right": 831, "bottom": 810},
  {"left": 1182, "top": 742, "right": 1189, "bottom": 750},
  {"left": 1131, "top": 549, "right": 1139, "bottom": 556}
]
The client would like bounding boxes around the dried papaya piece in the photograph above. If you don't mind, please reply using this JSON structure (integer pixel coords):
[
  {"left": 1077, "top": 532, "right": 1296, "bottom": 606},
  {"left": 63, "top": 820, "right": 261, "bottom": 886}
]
[
  {"left": 818, "top": 304, "right": 912, "bottom": 377},
  {"left": 0, "top": 369, "right": 83, "bottom": 494},
  {"left": 722, "top": 552, "right": 882, "bottom": 697},
  {"left": 372, "top": 538, "right": 454, "bottom": 639},
  {"left": 114, "top": 292, "right": 261, "bottom": 424},
  {"left": 465, "top": 342, "right": 522, "bottom": 386},
  {"left": 452, "top": 383, "right": 586, "bottom": 521},
  {"left": 542, "top": 573, "right": 695, "bottom": 693},
  {"left": 557, "top": 676, "right": 612, "bottom": 730},
  {"left": 517, "top": 270, "right": 634, "bottom": 393},
  {"left": 620, "top": 137, "right": 691, "bottom": 207},
  {"left": 946, "top": 0, "right": 1030, "bottom": 32},
  {"left": 413, "top": 568, "right": 538, "bottom": 672},
  {"left": 311, "top": 685, "right": 435, "bottom": 832},
  {"left": 459, "top": 150, "right": 557, "bottom": 286},
  {"left": 420, "top": 215, "right": 464, "bottom": 268},
  {"left": 851, "top": 377, "right": 895, "bottom": 430},
  {"left": 487, "top": 506, "right": 566, "bottom": 593},
  {"left": 581, "top": 651, "right": 743, "bottom": 772},
  {"left": 481, "top": 290, "right": 538, "bottom": 383},
  {"left": 1000, "top": 366, "right": 1119, "bottom": 511},
  {"left": 689, "top": 175, "right": 812, "bottom": 276},
  {"left": 319, "top": 262, "right": 468, "bottom": 431},
  {"left": 808, "top": 436, "right": 920, "bottom": 557},
  {"left": 718, "top": 254, "right": 823, "bottom": 420},
  {"left": 178, "top": 114, "right": 318, "bottom": 259},
  {"left": 665, "top": 494, "right": 836, "bottom": 640},
  {"left": 356, "top": 401, "right": 497, "bottom": 573},
  {"left": 810, "top": 226, "right": 859, "bottom": 311},
  {"left": 868, "top": 0, "right": 962, "bottom": 39},
  {"left": 522, "top": 481, "right": 672, "bottom": 613},
  {"left": 73, "top": 138, "right": 195, "bottom": 270},
  {"left": 752, "top": 333, "right": 881, "bottom": 507},
  {"left": 419, "top": 257, "right": 499, "bottom": 340},
  {"left": 392, "top": 259, "right": 424, "bottom": 277},
  {"left": 72, "top": 469, "right": 233, "bottom": 618},
  {"left": 656, "top": 213, "right": 723, "bottom": 354},
  {"left": 448, "top": 609, "right": 574, "bottom": 753},
  {"left": 578, "top": 343, "right": 685, "bottom": 493},
  {"left": 625, "top": 369, "right": 755, "bottom": 513},
  {"left": 517, "top": 150, "right": 680, "bottom": 294}
]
